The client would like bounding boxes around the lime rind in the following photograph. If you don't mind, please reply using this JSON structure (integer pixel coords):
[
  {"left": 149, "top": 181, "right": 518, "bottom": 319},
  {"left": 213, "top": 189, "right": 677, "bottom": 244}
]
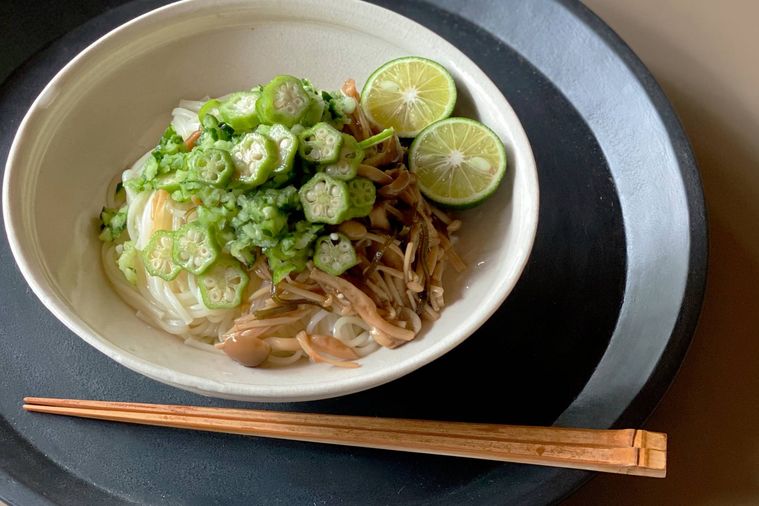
[
  {"left": 409, "top": 117, "right": 507, "bottom": 209},
  {"left": 360, "top": 56, "right": 457, "bottom": 137}
]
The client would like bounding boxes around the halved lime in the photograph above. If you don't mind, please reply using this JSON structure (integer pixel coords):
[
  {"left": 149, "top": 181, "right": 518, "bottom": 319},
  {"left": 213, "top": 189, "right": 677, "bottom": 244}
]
[
  {"left": 409, "top": 117, "right": 507, "bottom": 208},
  {"left": 361, "top": 56, "right": 457, "bottom": 137}
]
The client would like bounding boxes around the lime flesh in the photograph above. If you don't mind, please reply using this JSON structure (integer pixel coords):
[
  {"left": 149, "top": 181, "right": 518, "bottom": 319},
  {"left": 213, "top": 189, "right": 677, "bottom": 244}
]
[
  {"left": 409, "top": 117, "right": 507, "bottom": 208},
  {"left": 361, "top": 56, "right": 457, "bottom": 137}
]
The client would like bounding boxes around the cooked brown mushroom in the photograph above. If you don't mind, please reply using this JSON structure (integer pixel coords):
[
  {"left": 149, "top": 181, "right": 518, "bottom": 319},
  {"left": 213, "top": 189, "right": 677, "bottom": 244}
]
[
  {"left": 369, "top": 205, "right": 391, "bottom": 231},
  {"left": 216, "top": 334, "right": 271, "bottom": 367},
  {"left": 370, "top": 328, "right": 404, "bottom": 349},
  {"left": 296, "top": 331, "right": 359, "bottom": 368},
  {"left": 364, "top": 135, "right": 404, "bottom": 167},
  {"left": 309, "top": 334, "right": 360, "bottom": 360},
  {"left": 357, "top": 164, "right": 393, "bottom": 184},
  {"left": 338, "top": 220, "right": 367, "bottom": 240},
  {"left": 310, "top": 268, "right": 415, "bottom": 343},
  {"left": 341, "top": 79, "right": 373, "bottom": 141},
  {"left": 378, "top": 168, "right": 411, "bottom": 197}
]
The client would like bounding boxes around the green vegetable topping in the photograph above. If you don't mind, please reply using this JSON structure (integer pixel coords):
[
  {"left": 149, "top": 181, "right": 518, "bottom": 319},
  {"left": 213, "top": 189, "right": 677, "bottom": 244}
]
[
  {"left": 154, "top": 170, "right": 189, "bottom": 192},
  {"left": 152, "top": 125, "right": 189, "bottom": 173},
  {"left": 197, "top": 113, "right": 235, "bottom": 151},
  {"left": 198, "top": 98, "right": 221, "bottom": 124},
  {"left": 298, "top": 173, "right": 351, "bottom": 225},
  {"left": 321, "top": 134, "right": 364, "bottom": 180},
  {"left": 299, "top": 79, "right": 326, "bottom": 127},
  {"left": 230, "top": 132, "right": 277, "bottom": 187},
  {"left": 320, "top": 90, "right": 356, "bottom": 127},
  {"left": 104, "top": 70, "right": 432, "bottom": 297},
  {"left": 313, "top": 233, "right": 358, "bottom": 276},
  {"left": 298, "top": 122, "right": 343, "bottom": 164},
  {"left": 143, "top": 230, "right": 181, "bottom": 281},
  {"left": 256, "top": 123, "right": 298, "bottom": 186},
  {"left": 127, "top": 126, "right": 191, "bottom": 193},
  {"left": 219, "top": 90, "right": 261, "bottom": 132},
  {"left": 199, "top": 256, "right": 249, "bottom": 309},
  {"left": 357, "top": 127, "right": 395, "bottom": 150},
  {"left": 346, "top": 177, "right": 376, "bottom": 218},
  {"left": 99, "top": 204, "right": 128, "bottom": 242},
  {"left": 229, "top": 186, "right": 302, "bottom": 262},
  {"left": 256, "top": 75, "right": 311, "bottom": 128},
  {"left": 264, "top": 221, "right": 323, "bottom": 283},
  {"left": 155, "top": 125, "right": 188, "bottom": 157},
  {"left": 117, "top": 240, "right": 139, "bottom": 285},
  {"left": 188, "top": 148, "right": 234, "bottom": 187},
  {"left": 172, "top": 222, "right": 219, "bottom": 275}
]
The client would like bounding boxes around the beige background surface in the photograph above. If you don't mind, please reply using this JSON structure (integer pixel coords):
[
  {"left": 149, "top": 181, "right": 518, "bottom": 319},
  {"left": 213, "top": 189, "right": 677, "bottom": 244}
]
[{"left": 567, "top": 0, "right": 759, "bottom": 504}]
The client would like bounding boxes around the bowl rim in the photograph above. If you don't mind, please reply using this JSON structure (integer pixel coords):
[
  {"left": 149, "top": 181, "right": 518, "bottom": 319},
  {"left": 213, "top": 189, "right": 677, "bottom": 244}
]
[{"left": 2, "top": 0, "right": 539, "bottom": 401}]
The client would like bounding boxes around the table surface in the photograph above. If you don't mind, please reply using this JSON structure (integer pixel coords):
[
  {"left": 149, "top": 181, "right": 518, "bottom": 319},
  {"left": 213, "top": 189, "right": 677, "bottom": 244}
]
[{"left": 2, "top": 1, "right": 757, "bottom": 504}]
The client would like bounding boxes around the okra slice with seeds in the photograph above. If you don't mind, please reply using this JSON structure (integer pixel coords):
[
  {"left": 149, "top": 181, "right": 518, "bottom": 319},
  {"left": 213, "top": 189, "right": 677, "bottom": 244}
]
[
  {"left": 301, "top": 94, "right": 325, "bottom": 127},
  {"left": 172, "top": 222, "right": 219, "bottom": 275},
  {"left": 345, "top": 177, "right": 376, "bottom": 218},
  {"left": 199, "top": 257, "right": 249, "bottom": 309},
  {"left": 230, "top": 132, "right": 277, "bottom": 187},
  {"left": 198, "top": 99, "right": 221, "bottom": 124},
  {"left": 143, "top": 230, "right": 181, "bottom": 281},
  {"left": 256, "top": 75, "right": 311, "bottom": 128},
  {"left": 321, "top": 134, "right": 364, "bottom": 181},
  {"left": 313, "top": 233, "right": 358, "bottom": 276},
  {"left": 188, "top": 148, "right": 234, "bottom": 187},
  {"left": 256, "top": 123, "right": 298, "bottom": 185},
  {"left": 219, "top": 90, "right": 261, "bottom": 132},
  {"left": 298, "top": 122, "right": 343, "bottom": 164},
  {"left": 298, "top": 173, "right": 351, "bottom": 225}
]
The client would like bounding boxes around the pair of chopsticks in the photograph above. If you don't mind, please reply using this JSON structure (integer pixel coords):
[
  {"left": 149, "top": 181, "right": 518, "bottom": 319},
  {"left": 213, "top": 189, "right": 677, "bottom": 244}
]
[{"left": 23, "top": 397, "right": 666, "bottom": 477}]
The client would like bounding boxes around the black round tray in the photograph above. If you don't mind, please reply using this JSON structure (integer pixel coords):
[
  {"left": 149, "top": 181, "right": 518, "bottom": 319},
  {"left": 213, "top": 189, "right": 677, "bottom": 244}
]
[{"left": 0, "top": 0, "right": 707, "bottom": 504}]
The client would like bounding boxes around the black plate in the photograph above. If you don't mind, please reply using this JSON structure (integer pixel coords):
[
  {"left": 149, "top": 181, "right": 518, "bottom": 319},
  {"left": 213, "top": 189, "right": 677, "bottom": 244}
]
[{"left": 0, "top": 0, "right": 706, "bottom": 504}]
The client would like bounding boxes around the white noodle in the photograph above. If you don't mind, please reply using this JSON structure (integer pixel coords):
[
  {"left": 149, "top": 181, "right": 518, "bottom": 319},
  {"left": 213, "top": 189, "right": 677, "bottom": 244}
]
[
  {"left": 266, "top": 351, "right": 304, "bottom": 366},
  {"left": 352, "top": 333, "right": 379, "bottom": 357},
  {"left": 333, "top": 316, "right": 375, "bottom": 353},
  {"left": 171, "top": 106, "right": 201, "bottom": 140},
  {"left": 399, "top": 308, "right": 423, "bottom": 335},
  {"left": 125, "top": 191, "right": 149, "bottom": 245},
  {"left": 307, "top": 309, "right": 334, "bottom": 335},
  {"left": 184, "top": 337, "right": 224, "bottom": 355},
  {"left": 177, "top": 99, "right": 206, "bottom": 113}
]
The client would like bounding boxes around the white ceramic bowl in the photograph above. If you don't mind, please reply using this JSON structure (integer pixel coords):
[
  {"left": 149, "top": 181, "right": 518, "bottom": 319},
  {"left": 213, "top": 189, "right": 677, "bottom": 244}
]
[{"left": 3, "top": 0, "right": 538, "bottom": 402}]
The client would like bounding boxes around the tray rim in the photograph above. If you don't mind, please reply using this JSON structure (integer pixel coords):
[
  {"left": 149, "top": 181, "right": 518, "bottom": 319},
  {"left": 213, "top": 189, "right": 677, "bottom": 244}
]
[
  {"left": 552, "top": 0, "right": 708, "bottom": 427},
  {"left": 576, "top": 0, "right": 708, "bottom": 428}
]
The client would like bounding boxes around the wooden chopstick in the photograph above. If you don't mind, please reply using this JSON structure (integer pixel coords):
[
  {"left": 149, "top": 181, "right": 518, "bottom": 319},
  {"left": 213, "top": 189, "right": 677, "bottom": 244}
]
[
  {"left": 22, "top": 397, "right": 666, "bottom": 477},
  {"left": 23, "top": 397, "right": 655, "bottom": 447}
]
